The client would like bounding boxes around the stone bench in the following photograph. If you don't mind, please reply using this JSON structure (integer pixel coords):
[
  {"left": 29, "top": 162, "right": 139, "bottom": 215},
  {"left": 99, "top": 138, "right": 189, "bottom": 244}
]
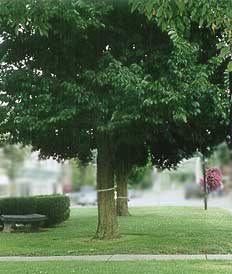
[{"left": 0, "top": 214, "right": 47, "bottom": 233}]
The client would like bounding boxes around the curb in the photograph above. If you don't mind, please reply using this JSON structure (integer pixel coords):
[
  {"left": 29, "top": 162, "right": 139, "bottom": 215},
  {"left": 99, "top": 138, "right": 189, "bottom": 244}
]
[{"left": 0, "top": 254, "right": 232, "bottom": 262}]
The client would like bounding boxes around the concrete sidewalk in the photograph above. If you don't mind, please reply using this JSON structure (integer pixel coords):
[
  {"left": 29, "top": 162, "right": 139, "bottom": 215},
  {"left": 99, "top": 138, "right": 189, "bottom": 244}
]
[{"left": 0, "top": 254, "right": 232, "bottom": 262}]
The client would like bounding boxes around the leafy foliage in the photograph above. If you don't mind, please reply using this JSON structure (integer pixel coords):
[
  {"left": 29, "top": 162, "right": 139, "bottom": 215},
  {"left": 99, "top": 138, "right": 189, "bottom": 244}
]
[
  {"left": 130, "top": 0, "right": 232, "bottom": 118},
  {"left": 0, "top": 0, "right": 169, "bottom": 162},
  {"left": 0, "top": 0, "right": 229, "bottom": 172},
  {"left": 146, "top": 30, "right": 228, "bottom": 168}
]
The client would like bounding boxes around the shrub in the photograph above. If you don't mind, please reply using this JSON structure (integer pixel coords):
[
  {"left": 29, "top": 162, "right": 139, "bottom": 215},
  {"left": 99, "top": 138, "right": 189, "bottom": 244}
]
[
  {"left": 0, "top": 197, "right": 36, "bottom": 215},
  {"left": 35, "top": 195, "right": 70, "bottom": 227},
  {"left": 0, "top": 195, "right": 70, "bottom": 227}
]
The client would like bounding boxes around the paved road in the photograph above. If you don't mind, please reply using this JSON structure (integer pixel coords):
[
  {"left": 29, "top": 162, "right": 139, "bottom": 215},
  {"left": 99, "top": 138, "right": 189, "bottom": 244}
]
[
  {"left": 72, "top": 189, "right": 232, "bottom": 210},
  {"left": 129, "top": 189, "right": 232, "bottom": 209},
  {"left": 1, "top": 255, "right": 232, "bottom": 262}
]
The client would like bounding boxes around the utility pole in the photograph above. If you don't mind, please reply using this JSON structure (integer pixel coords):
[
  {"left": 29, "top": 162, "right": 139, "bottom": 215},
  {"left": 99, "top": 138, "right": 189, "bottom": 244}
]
[{"left": 202, "top": 154, "right": 207, "bottom": 210}]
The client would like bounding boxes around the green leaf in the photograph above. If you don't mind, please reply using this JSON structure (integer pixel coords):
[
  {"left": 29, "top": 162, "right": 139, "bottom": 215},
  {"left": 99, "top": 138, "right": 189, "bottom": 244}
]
[
  {"left": 227, "top": 61, "right": 232, "bottom": 72},
  {"left": 176, "top": 0, "right": 185, "bottom": 13},
  {"left": 219, "top": 47, "right": 230, "bottom": 58},
  {"left": 156, "top": 7, "right": 163, "bottom": 18}
]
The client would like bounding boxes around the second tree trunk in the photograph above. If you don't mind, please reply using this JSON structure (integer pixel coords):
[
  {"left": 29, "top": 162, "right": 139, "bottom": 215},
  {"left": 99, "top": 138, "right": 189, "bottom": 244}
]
[{"left": 116, "top": 162, "right": 130, "bottom": 216}]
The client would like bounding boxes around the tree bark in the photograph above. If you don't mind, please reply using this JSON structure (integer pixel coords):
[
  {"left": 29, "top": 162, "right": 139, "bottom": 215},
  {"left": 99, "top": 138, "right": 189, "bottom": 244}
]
[
  {"left": 116, "top": 162, "right": 130, "bottom": 216},
  {"left": 95, "top": 133, "right": 119, "bottom": 239}
]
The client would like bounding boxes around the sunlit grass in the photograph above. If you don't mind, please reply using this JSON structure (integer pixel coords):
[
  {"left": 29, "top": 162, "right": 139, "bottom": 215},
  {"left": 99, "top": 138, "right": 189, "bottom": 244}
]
[{"left": 0, "top": 206, "right": 231, "bottom": 256}]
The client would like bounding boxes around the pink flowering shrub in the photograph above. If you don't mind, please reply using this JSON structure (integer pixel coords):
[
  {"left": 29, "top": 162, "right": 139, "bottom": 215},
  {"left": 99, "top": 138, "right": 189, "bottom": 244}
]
[{"left": 200, "top": 167, "right": 222, "bottom": 192}]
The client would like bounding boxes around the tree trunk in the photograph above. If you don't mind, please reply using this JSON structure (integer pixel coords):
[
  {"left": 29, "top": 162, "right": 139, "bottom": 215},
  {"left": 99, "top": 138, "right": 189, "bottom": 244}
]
[
  {"left": 116, "top": 162, "right": 130, "bottom": 216},
  {"left": 95, "top": 133, "right": 119, "bottom": 239}
]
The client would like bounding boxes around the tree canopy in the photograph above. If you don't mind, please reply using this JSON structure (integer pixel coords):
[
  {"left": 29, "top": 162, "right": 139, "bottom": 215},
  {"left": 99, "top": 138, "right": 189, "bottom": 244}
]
[{"left": 131, "top": 0, "right": 232, "bottom": 140}]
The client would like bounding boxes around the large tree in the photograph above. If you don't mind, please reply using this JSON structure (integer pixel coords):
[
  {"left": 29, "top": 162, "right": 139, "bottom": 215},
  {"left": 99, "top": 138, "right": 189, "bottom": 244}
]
[
  {"left": 0, "top": 0, "right": 229, "bottom": 239},
  {"left": 0, "top": 0, "right": 169, "bottom": 239}
]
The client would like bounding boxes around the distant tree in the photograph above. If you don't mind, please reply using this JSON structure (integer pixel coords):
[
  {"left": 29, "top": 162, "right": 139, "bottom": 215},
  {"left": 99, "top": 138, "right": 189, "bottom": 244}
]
[
  {"left": 70, "top": 159, "right": 96, "bottom": 192},
  {"left": 208, "top": 142, "right": 231, "bottom": 168},
  {"left": 0, "top": 144, "right": 31, "bottom": 196},
  {"left": 127, "top": 156, "right": 153, "bottom": 190}
]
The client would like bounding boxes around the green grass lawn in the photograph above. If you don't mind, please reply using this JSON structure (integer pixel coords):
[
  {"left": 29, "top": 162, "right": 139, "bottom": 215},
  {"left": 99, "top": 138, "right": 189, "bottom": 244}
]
[
  {"left": 0, "top": 206, "right": 232, "bottom": 256},
  {"left": 0, "top": 261, "right": 232, "bottom": 274}
]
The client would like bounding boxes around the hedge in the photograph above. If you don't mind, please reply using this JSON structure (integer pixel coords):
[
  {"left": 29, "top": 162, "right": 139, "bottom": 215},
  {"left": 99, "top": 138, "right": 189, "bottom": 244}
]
[
  {"left": 35, "top": 195, "right": 70, "bottom": 227},
  {"left": 0, "top": 195, "right": 70, "bottom": 227}
]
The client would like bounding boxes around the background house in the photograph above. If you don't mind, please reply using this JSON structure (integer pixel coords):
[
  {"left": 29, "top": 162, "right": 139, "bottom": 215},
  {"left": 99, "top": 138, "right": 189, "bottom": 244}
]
[{"left": 0, "top": 149, "right": 70, "bottom": 197}]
